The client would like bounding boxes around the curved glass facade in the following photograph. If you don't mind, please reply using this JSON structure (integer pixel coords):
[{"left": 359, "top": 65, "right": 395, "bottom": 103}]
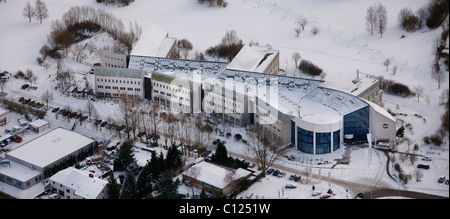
[{"left": 296, "top": 127, "right": 341, "bottom": 154}]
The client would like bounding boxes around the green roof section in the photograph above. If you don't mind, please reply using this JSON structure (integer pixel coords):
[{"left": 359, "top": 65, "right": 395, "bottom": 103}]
[{"left": 151, "top": 72, "right": 192, "bottom": 89}]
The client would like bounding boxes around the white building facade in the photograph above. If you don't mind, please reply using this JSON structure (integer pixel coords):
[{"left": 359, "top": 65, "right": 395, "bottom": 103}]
[{"left": 94, "top": 66, "right": 145, "bottom": 99}]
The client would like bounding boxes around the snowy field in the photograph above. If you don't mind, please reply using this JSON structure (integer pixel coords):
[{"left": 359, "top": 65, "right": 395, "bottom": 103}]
[{"left": 0, "top": 0, "right": 448, "bottom": 199}]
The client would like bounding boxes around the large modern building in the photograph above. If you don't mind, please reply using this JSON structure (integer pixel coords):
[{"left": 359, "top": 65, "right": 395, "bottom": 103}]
[
  {"left": 95, "top": 29, "right": 396, "bottom": 155},
  {"left": 125, "top": 53, "right": 396, "bottom": 154}
]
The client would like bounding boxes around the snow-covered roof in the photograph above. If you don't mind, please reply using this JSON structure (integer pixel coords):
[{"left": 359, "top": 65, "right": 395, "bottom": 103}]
[
  {"left": 95, "top": 66, "right": 145, "bottom": 79},
  {"left": 184, "top": 161, "right": 251, "bottom": 189},
  {"left": 130, "top": 22, "right": 175, "bottom": 58},
  {"left": 320, "top": 71, "right": 379, "bottom": 97},
  {"left": 0, "top": 107, "right": 8, "bottom": 116},
  {"left": 49, "top": 167, "right": 108, "bottom": 199},
  {"left": 227, "top": 45, "right": 278, "bottom": 73},
  {"left": 6, "top": 128, "right": 95, "bottom": 169},
  {"left": 29, "top": 119, "right": 49, "bottom": 128},
  {"left": 0, "top": 160, "right": 41, "bottom": 182}
]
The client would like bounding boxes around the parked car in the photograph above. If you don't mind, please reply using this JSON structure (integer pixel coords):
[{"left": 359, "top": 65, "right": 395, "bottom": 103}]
[
  {"left": 320, "top": 194, "right": 331, "bottom": 199},
  {"left": 285, "top": 184, "right": 297, "bottom": 189},
  {"left": 21, "top": 84, "right": 29, "bottom": 89},
  {"left": 18, "top": 97, "right": 25, "bottom": 103},
  {"left": 272, "top": 169, "right": 280, "bottom": 177},
  {"left": 311, "top": 191, "right": 321, "bottom": 197},
  {"left": 355, "top": 192, "right": 364, "bottom": 199},
  {"left": 100, "top": 121, "right": 108, "bottom": 127},
  {"left": 36, "top": 102, "right": 44, "bottom": 108},
  {"left": 277, "top": 171, "right": 286, "bottom": 178},
  {"left": 266, "top": 168, "right": 275, "bottom": 175},
  {"left": 446, "top": 180, "right": 449, "bottom": 185},
  {"left": 438, "top": 177, "right": 446, "bottom": 184},
  {"left": 417, "top": 164, "right": 430, "bottom": 170},
  {"left": 58, "top": 108, "right": 65, "bottom": 114},
  {"left": 94, "top": 119, "right": 102, "bottom": 126},
  {"left": 52, "top": 107, "right": 60, "bottom": 113},
  {"left": 421, "top": 157, "right": 432, "bottom": 161},
  {"left": 294, "top": 175, "right": 302, "bottom": 182}
]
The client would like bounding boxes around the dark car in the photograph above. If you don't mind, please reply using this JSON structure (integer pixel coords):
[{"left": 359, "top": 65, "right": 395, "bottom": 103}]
[
  {"left": 94, "top": 119, "right": 102, "bottom": 126},
  {"left": 80, "top": 115, "right": 88, "bottom": 121},
  {"left": 100, "top": 121, "right": 108, "bottom": 127},
  {"left": 266, "top": 168, "right": 275, "bottom": 175},
  {"left": 438, "top": 177, "right": 446, "bottom": 184},
  {"left": 21, "top": 84, "right": 29, "bottom": 89},
  {"left": 355, "top": 193, "right": 364, "bottom": 199},
  {"left": 52, "top": 107, "right": 60, "bottom": 113},
  {"left": 285, "top": 184, "right": 297, "bottom": 189},
  {"left": 417, "top": 164, "right": 430, "bottom": 170},
  {"left": 18, "top": 97, "right": 25, "bottom": 102},
  {"left": 272, "top": 170, "right": 280, "bottom": 177}
]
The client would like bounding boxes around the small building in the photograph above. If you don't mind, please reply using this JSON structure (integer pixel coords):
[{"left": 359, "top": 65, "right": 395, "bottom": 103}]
[
  {"left": 49, "top": 167, "right": 108, "bottom": 199},
  {"left": 28, "top": 119, "right": 50, "bottom": 133},
  {"left": 182, "top": 161, "right": 252, "bottom": 196},
  {"left": 0, "top": 107, "right": 9, "bottom": 126}
]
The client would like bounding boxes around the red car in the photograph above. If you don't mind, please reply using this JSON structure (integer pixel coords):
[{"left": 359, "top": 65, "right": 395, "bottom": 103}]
[{"left": 320, "top": 195, "right": 331, "bottom": 199}]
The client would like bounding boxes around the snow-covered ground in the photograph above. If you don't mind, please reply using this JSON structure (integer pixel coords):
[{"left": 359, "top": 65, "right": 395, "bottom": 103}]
[{"left": 0, "top": 0, "right": 448, "bottom": 199}]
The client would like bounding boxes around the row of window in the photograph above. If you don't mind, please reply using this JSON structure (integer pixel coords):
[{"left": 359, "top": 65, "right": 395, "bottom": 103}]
[
  {"left": 97, "top": 78, "right": 141, "bottom": 85},
  {"left": 296, "top": 127, "right": 341, "bottom": 154},
  {"left": 97, "top": 85, "right": 140, "bottom": 92}
]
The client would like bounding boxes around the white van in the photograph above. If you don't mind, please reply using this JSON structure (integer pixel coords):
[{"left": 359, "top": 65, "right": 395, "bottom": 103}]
[{"left": 377, "top": 142, "right": 390, "bottom": 151}]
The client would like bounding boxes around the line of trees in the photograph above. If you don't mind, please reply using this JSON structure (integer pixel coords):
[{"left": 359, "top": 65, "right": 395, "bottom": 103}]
[
  {"left": 365, "top": 2, "right": 388, "bottom": 38},
  {"left": 197, "top": 0, "right": 228, "bottom": 7},
  {"left": 22, "top": 0, "right": 48, "bottom": 23},
  {"left": 96, "top": 0, "right": 135, "bottom": 6},
  {"left": 44, "top": 5, "right": 142, "bottom": 62},
  {"left": 206, "top": 30, "right": 244, "bottom": 62}
]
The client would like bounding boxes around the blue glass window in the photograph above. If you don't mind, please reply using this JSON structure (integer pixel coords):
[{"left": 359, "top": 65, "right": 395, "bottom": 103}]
[
  {"left": 316, "top": 132, "right": 331, "bottom": 154},
  {"left": 298, "top": 127, "right": 314, "bottom": 154},
  {"left": 333, "top": 130, "right": 340, "bottom": 151},
  {"left": 343, "top": 106, "right": 369, "bottom": 142}
]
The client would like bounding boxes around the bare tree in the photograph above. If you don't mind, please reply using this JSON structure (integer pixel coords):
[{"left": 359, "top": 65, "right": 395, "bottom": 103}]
[
  {"left": 296, "top": 17, "right": 308, "bottom": 31},
  {"left": 375, "top": 2, "right": 388, "bottom": 38},
  {"left": 85, "top": 100, "right": 97, "bottom": 122},
  {"left": 383, "top": 58, "right": 391, "bottom": 71},
  {"left": 292, "top": 52, "right": 301, "bottom": 68},
  {"left": 178, "top": 39, "right": 193, "bottom": 59},
  {"left": 414, "top": 86, "right": 424, "bottom": 102},
  {"left": 366, "top": 5, "right": 377, "bottom": 35},
  {"left": 294, "top": 25, "right": 302, "bottom": 38},
  {"left": 246, "top": 125, "right": 287, "bottom": 176},
  {"left": 22, "top": 1, "right": 35, "bottom": 22},
  {"left": 34, "top": 0, "right": 49, "bottom": 24},
  {"left": 116, "top": 95, "right": 140, "bottom": 140},
  {"left": 41, "top": 89, "right": 53, "bottom": 110},
  {"left": 431, "top": 58, "right": 445, "bottom": 89}
]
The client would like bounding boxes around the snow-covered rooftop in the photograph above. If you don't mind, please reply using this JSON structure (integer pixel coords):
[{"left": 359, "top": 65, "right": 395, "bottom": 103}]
[
  {"left": 184, "top": 161, "right": 251, "bottom": 189},
  {"left": 49, "top": 167, "right": 108, "bottom": 199},
  {"left": 227, "top": 45, "right": 279, "bottom": 73},
  {"left": 130, "top": 22, "right": 175, "bottom": 58},
  {"left": 6, "top": 128, "right": 95, "bottom": 169},
  {"left": 95, "top": 66, "right": 145, "bottom": 79}
]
